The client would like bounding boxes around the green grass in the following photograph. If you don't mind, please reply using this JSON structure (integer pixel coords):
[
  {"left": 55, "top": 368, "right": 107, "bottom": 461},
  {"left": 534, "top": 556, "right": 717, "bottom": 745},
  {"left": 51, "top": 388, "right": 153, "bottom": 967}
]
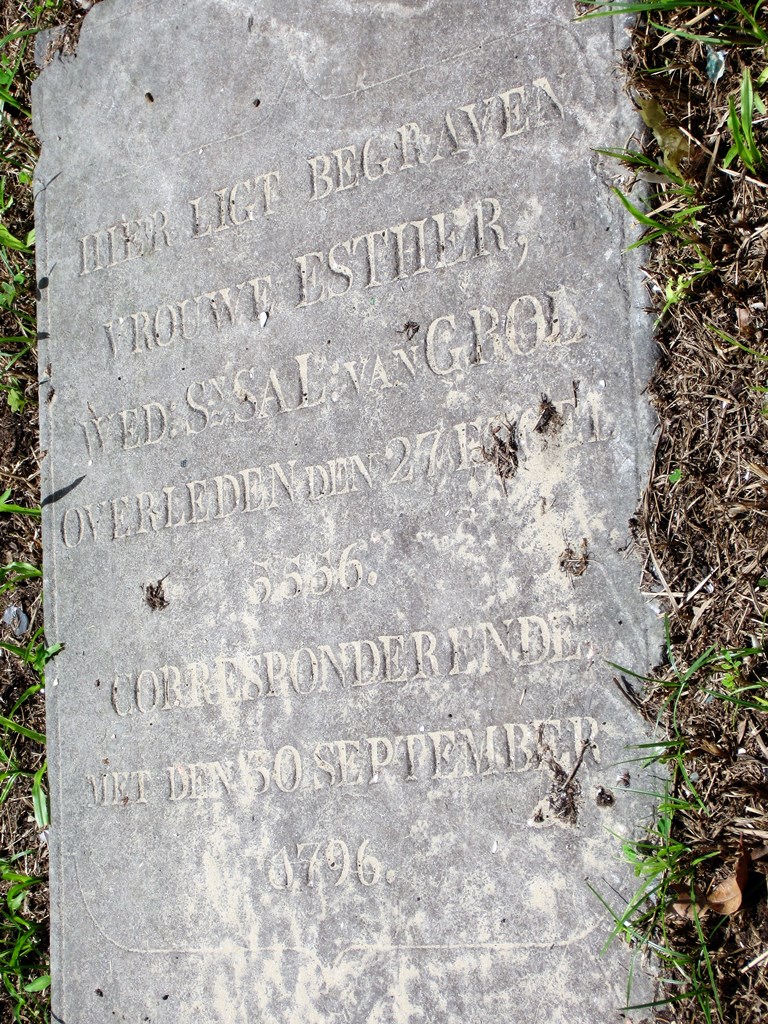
[
  {"left": 592, "top": 783, "right": 725, "bottom": 1022},
  {"left": 0, "top": 5, "right": 77, "bottom": 1020},
  {"left": 0, "top": 617, "right": 58, "bottom": 1022},
  {"left": 0, "top": 853, "right": 50, "bottom": 1020},
  {"left": 0, "top": 492, "right": 40, "bottom": 517},
  {"left": 0, "top": 634, "right": 56, "bottom": 1021},
  {"left": 0, "top": 609, "right": 58, "bottom": 1021},
  {"left": 701, "top": 645, "right": 768, "bottom": 712},
  {"left": 577, "top": 1, "right": 768, "bottom": 46},
  {"left": 594, "top": 631, "right": 768, "bottom": 1022},
  {"left": 612, "top": 185, "right": 706, "bottom": 250},
  {"left": 593, "top": 638, "right": 733, "bottom": 1015},
  {"left": 599, "top": 152, "right": 715, "bottom": 318},
  {"left": 724, "top": 67, "right": 767, "bottom": 177},
  {"left": 588, "top": 9, "right": 768, "bottom": 1014},
  {"left": 0, "top": 562, "right": 41, "bottom": 601},
  {"left": 0, "top": 673, "right": 51, "bottom": 1020}
]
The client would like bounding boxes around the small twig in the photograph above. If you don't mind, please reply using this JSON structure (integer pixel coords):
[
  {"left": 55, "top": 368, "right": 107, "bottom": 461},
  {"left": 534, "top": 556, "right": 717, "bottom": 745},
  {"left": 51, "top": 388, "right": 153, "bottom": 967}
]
[
  {"left": 0, "top": 471, "right": 36, "bottom": 486},
  {"left": 685, "top": 570, "right": 715, "bottom": 604},
  {"left": 741, "top": 948, "right": 768, "bottom": 973},
  {"left": 643, "top": 518, "right": 681, "bottom": 614},
  {"left": 564, "top": 740, "right": 590, "bottom": 789},
  {"left": 718, "top": 166, "right": 768, "bottom": 190},
  {"left": 654, "top": 7, "right": 714, "bottom": 49}
]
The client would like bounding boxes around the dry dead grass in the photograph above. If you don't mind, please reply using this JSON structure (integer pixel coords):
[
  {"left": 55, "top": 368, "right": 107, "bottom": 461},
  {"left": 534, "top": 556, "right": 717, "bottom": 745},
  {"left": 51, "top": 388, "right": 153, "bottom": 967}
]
[{"left": 608, "top": 7, "right": 768, "bottom": 1022}]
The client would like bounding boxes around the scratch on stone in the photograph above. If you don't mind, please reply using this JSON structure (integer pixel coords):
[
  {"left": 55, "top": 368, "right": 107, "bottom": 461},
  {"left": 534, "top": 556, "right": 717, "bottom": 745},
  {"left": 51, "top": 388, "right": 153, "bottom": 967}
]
[
  {"left": 298, "top": 39, "right": 496, "bottom": 101},
  {"left": 294, "top": 24, "right": 552, "bottom": 103},
  {"left": 295, "top": 23, "right": 549, "bottom": 103}
]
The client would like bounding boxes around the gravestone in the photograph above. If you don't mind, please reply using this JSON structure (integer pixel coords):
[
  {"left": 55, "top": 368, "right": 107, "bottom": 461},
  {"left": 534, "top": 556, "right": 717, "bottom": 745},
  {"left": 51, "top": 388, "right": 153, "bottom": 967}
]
[{"left": 34, "top": 2, "right": 658, "bottom": 1021}]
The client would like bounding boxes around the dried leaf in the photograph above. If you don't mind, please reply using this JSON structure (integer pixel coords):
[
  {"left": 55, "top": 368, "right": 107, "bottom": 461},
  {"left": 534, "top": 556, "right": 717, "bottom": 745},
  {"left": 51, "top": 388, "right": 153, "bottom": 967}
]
[
  {"left": 698, "top": 739, "right": 728, "bottom": 758},
  {"left": 672, "top": 901, "right": 694, "bottom": 920},
  {"left": 707, "top": 853, "right": 750, "bottom": 915},
  {"left": 636, "top": 96, "right": 691, "bottom": 176},
  {"left": 673, "top": 901, "right": 709, "bottom": 922},
  {"left": 707, "top": 876, "right": 742, "bottom": 915},
  {"left": 671, "top": 885, "right": 705, "bottom": 922}
]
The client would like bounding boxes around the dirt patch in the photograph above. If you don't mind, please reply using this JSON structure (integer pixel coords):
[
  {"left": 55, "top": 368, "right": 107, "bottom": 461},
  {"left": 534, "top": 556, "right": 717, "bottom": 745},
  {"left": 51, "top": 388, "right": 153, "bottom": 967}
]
[
  {"left": 142, "top": 575, "right": 169, "bottom": 611},
  {"left": 558, "top": 537, "right": 589, "bottom": 579},
  {"left": 481, "top": 417, "right": 519, "bottom": 491},
  {"left": 533, "top": 393, "right": 562, "bottom": 435}
]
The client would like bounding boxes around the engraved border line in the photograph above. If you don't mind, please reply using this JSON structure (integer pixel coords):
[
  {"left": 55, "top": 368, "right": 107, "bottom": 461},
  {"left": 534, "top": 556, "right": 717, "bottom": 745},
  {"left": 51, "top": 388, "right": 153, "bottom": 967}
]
[{"left": 73, "top": 856, "right": 599, "bottom": 974}]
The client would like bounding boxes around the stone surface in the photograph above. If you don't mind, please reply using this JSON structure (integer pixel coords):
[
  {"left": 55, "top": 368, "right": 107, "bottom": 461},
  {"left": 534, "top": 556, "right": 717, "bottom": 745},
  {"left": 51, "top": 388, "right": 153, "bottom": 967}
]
[{"left": 34, "top": 2, "right": 658, "bottom": 1021}]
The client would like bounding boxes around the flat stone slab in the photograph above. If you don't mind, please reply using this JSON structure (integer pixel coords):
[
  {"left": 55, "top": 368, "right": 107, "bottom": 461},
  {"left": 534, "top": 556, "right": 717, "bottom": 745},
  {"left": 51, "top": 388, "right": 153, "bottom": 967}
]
[{"left": 35, "top": 2, "right": 657, "bottom": 1021}]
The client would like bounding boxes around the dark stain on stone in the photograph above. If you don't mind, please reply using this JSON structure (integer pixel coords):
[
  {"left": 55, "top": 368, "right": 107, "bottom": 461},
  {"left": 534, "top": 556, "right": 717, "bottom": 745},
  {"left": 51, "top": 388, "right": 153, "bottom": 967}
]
[
  {"left": 596, "top": 786, "right": 615, "bottom": 807},
  {"left": 142, "top": 575, "right": 169, "bottom": 611},
  {"left": 481, "top": 417, "right": 519, "bottom": 492},
  {"left": 533, "top": 393, "right": 561, "bottom": 435},
  {"left": 559, "top": 537, "right": 589, "bottom": 578}
]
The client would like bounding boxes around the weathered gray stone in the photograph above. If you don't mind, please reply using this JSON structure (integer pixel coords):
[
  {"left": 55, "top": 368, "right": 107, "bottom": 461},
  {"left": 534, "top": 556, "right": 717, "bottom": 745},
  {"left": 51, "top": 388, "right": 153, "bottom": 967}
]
[{"left": 35, "top": 2, "right": 658, "bottom": 1021}]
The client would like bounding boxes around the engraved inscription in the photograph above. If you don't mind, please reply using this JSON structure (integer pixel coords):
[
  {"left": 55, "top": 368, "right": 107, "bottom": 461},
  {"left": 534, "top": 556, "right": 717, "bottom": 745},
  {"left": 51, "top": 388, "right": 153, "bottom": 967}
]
[
  {"left": 79, "top": 284, "right": 593, "bottom": 460},
  {"left": 61, "top": 396, "right": 617, "bottom": 547},
  {"left": 102, "top": 275, "right": 272, "bottom": 357},
  {"left": 109, "top": 606, "right": 582, "bottom": 717},
  {"left": 42, "top": 5, "right": 652, "bottom": 1014},
  {"left": 427, "top": 286, "right": 586, "bottom": 373},
  {"left": 80, "top": 352, "right": 324, "bottom": 457},
  {"left": 98, "top": 197, "right": 515, "bottom": 361},
  {"left": 74, "top": 76, "right": 563, "bottom": 281},
  {"left": 79, "top": 210, "right": 173, "bottom": 275},
  {"left": 189, "top": 169, "right": 281, "bottom": 236},
  {"left": 267, "top": 839, "right": 387, "bottom": 891},
  {"left": 250, "top": 540, "right": 376, "bottom": 605},
  {"left": 295, "top": 197, "right": 509, "bottom": 306},
  {"left": 86, "top": 770, "right": 152, "bottom": 806},
  {"left": 307, "top": 79, "right": 564, "bottom": 200},
  {"left": 84, "top": 714, "right": 600, "bottom": 808}
]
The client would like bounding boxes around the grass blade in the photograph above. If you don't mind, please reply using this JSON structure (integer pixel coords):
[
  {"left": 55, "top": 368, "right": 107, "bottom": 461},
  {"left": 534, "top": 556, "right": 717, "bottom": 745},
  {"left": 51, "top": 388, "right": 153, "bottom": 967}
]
[{"left": 0, "top": 716, "right": 45, "bottom": 746}]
